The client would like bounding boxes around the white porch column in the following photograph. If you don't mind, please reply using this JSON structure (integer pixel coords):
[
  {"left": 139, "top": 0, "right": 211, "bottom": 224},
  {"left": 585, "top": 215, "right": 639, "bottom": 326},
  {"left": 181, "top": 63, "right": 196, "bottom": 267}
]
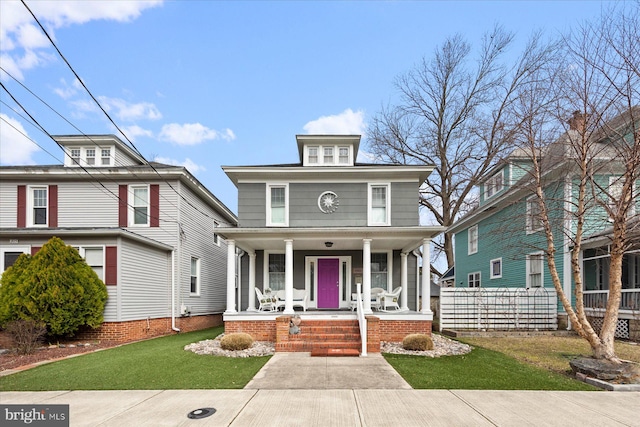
[
  {"left": 283, "top": 239, "right": 294, "bottom": 314},
  {"left": 363, "top": 239, "right": 372, "bottom": 314},
  {"left": 400, "top": 252, "right": 409, "bottom": 311},
  {"left": 225, "top": 240, "right": 237, "bottom": 314},
  {"left": 420, "top": 239, "right": 432, "bottom": 314},
  {"left": 247, "top": 251, "right": 257, "bottom": 312}
]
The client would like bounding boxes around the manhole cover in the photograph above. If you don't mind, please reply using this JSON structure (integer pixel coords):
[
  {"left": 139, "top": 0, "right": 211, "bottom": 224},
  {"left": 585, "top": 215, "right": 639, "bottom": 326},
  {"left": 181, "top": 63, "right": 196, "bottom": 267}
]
[{"left": 187, "top": 408, "right": 216, "bottom": 419}]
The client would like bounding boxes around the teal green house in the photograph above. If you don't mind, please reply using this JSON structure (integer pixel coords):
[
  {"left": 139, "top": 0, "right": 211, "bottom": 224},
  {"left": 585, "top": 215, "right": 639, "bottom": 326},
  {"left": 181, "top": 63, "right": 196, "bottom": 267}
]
[{"left": 447, "top": 109, "right": 640, "bottom": 339}]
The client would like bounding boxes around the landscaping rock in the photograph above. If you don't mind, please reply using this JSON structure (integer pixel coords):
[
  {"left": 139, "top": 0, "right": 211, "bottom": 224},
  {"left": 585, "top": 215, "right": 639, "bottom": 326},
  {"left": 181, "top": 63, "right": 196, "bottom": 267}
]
[{"left": 570, "top": 357, "right": 640, "bottom": 384}]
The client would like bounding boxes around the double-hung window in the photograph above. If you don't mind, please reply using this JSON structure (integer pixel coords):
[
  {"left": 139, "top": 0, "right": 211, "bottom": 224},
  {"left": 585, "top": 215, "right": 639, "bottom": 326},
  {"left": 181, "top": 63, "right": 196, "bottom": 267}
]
[
  {"left": 101, "top": 149, "right": 111, "bottom": 166},
  {"left": 527, "top": 253, "right": 543, "bottom": 288},
  {"left": 76, "top": 247, "right": 105, "bottom": 281},
  {"left": 267, "top": 184, "right": 288, "bottom": 226},
  {"left": 485, "top": 170, "right": 504, "bottom": 200},
  {"left": 130, "top": 185, "right": 149, "bottom": 226},
  {"left": 526, "top": 196, "right": 543, "bottom": 233},
  {"left": 468, "top": 272, "right": 481, "bottom": 288},
  {"left": 338, "top": 147, "right": 349, "bottom": 164},
  {"left": 29, "top": 186, "right": 48, "bottom": 226},
  {"left": 490, "top": 258, "right": 502, "bottom": 279},
  {"left": 267, "top": 252, "right": 285, "bottom": 291},
  {"left": 190, "top": 257, "right": 200, "bottom": 295},
  {"left": 468, "top": 225, "right": 478, "bottom": 255},
  {"left": 371, "top": 252, "right": 389, "bottom": 289},
  {"left": 70, "top": 149, "right": 81, "bottom": 164},
  {"left": 85, "top": 148, "right": 96, "bottom": 165},
  {"left": 369, "top": 183, "right": 390, "bottom": 225},
  {"left": 308, "top": 147, "right": 319, "bottom": 164},
  {"left": 323, "top": 147, "right": 334, "bottom": 163}
]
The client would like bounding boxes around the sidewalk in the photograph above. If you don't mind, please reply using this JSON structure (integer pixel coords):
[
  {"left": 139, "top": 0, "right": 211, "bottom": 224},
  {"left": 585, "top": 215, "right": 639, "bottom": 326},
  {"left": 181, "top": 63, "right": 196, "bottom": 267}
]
[{"left": 2, "top": 389, "right": 639, "bottom": 426}]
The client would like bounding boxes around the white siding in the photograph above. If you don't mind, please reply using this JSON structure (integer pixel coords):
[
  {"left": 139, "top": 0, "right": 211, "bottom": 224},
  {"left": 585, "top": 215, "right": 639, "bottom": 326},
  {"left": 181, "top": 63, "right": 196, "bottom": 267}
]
[
  {"left": 119, "top": 239, "right": 171, "bottom": 321},
  {"left": 57, "top": 181, "right": 119, "bottom": 227},
  {"left": 0, "top": 181, "right": 17, "bottom": 227}
]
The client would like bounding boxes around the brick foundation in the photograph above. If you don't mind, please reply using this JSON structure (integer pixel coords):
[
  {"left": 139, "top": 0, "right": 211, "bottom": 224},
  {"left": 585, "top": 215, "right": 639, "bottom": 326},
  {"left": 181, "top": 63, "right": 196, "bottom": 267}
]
[
  {"left": 224, "top": 316, "right": 432, "bottom": 353},
  {"left": 75, "top": 314, "right": 223, "bottom": 343}
]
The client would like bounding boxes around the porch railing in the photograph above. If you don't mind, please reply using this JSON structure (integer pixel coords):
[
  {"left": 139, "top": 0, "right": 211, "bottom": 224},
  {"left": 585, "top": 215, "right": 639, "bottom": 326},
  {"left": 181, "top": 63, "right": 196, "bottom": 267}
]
[
  {"left": 355, "top": 282, "right": 367, "bottom": 356},
  {"left": 439, "top": 287, "right": 557, "bottom": 331},
  {"left": 583, "top": 289, "right": 640, "bottom": 312}
]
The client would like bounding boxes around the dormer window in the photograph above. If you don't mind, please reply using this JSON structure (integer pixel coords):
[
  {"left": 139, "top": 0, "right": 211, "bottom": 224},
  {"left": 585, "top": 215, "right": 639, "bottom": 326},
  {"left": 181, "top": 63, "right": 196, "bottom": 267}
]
[
  {"left": 308, "top": 147, "right": 318, "bottom": 164},
  {"left": 86, "top": 149, "right": 96, "bottom": 165},
  {"left": 485, "top": 170, "right": 504, "bottom": 200},
  {"left": 101, "top": 149, "right": 111, "bottom": 165},
  {"left": 323, "top": 147, "right": 334, "bottom": 163},
  {"left": 339, "top": 147, "right": 349, "bottom": 164},
  {"left": 70, "top": 149, "right": 81, "bottom": 164}
]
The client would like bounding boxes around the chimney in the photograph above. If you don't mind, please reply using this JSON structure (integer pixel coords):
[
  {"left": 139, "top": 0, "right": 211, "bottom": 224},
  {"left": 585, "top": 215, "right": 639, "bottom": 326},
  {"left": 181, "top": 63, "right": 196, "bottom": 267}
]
[{"left": 568, "top": 111, "right": 586, "bottom": 132}]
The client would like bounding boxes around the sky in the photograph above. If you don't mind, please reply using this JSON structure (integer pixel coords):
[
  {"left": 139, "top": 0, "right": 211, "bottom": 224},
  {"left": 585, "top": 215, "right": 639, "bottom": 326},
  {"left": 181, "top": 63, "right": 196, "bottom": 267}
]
[{"left": 0, "top": 0, "right": 613, "bottom": 214}]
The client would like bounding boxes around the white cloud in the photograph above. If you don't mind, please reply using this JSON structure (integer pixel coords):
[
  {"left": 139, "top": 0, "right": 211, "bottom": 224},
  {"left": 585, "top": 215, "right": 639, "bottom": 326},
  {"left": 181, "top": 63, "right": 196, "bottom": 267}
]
[
  {"left": 98, "top": 96, "right": 162, "bottom": 121},
  {"left": 53, "top": 77, "right": 83, "bottom": 99},
  {"left": 119, "top": 125, "right": 153, "bottom": 141},
  {"left": 303, "top": 108, "right": 366, "bottom": 135},
  {"left": 0, "top": 113, "right": 40, "bottom": 165},
  {"left": 153, "top": 156, "right": 206, "bottom": 174},
  {"left": 0, "top": 0, "right": 163, "bottom": 79},
  {"left": 159, "top": 123, "right": 236, "bottom": 146}
]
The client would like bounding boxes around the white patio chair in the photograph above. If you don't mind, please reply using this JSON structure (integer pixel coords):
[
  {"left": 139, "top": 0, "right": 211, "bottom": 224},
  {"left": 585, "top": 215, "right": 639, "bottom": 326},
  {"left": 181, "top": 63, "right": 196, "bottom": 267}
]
[
  {"left": 255, "top": 288, "right": 276, "bottom": 312},
  {"left": 370, "top": 287, "right": 385, "bottom": 311},
  {"left": 379, "top": 287, "right": 401, "bottom": 311}
]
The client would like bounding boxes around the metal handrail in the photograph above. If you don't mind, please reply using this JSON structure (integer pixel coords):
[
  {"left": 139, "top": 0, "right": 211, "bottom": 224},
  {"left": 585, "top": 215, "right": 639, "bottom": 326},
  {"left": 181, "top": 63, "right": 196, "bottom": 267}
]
[{"left": 356, "top": 282, "right": 367, "bottom": 357}]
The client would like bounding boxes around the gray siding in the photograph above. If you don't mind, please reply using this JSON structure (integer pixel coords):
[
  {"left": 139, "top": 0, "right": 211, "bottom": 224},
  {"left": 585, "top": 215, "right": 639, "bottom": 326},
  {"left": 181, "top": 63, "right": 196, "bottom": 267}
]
[{"left": 237, "top": 181, "right": 420, "bottom": 227}]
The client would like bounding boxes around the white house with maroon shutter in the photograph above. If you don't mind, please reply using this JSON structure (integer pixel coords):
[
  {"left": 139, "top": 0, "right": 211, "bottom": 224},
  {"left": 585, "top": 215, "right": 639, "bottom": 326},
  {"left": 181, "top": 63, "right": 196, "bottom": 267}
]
[{"left": 0, "top": 135, "right": 237, "bottom": 342}]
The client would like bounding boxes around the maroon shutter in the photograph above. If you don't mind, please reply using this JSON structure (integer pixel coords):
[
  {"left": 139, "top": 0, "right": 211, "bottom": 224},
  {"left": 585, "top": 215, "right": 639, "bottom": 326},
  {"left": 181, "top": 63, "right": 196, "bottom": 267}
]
[
  {"left": 31, "top": 246, "right": 41, "bottom": 256},
  {"left": 48, "top": 185, "right": 58, "bottom": 227},
  {"left": 17, "top": 185, "right": 26, "bottom": 228},
  {"left": 150, "top": 184, "right": 159, "bottom": 227},
  {"left": 118, "top": 185, "right": 128, "bottom": 227},
  {"left": 105, "top": 246, "right": 117, "bottom": 286}
]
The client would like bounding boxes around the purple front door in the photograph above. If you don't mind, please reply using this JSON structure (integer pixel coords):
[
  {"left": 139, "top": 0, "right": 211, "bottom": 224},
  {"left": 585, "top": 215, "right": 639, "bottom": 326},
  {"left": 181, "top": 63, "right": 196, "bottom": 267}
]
[{"left": 317, "top": 258, "right": 340, "bottom": 309}]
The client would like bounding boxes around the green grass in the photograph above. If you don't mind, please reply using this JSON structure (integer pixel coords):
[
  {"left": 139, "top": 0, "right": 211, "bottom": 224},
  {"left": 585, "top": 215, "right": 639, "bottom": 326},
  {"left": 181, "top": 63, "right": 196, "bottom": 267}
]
[
  {"left": 0, "top": 327, "right": 270, "bottom": 391},
  {"left": 384, "top": 345, "right": 598, "bottom": 390}
]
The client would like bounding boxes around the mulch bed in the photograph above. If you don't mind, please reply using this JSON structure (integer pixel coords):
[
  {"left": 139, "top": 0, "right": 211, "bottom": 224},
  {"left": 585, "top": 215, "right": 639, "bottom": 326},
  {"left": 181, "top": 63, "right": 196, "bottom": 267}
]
[{"left": 1, "top": 341, "right": 118, "bottom": 372}]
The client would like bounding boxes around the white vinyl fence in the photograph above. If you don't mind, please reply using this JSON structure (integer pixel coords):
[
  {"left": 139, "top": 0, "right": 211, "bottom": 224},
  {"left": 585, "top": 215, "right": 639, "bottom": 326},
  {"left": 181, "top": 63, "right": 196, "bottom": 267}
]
[{"left": 439, "top": 287, "right": 557, "bottom": 332}]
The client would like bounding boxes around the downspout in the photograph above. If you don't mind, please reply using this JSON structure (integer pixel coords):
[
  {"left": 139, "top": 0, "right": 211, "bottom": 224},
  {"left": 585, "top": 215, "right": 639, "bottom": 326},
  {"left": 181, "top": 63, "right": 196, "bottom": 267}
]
[
  {"left": 413, "top": 249, "right": 421, "bottom": 311},
  {"left": 171, "top": 249, "right": 180, "bottom": 332}
]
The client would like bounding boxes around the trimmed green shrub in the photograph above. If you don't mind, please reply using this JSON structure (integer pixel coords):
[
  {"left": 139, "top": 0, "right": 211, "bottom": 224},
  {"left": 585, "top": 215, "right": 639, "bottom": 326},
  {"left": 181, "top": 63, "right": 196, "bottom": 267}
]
[
  {"left": 402, "top": 333, "right": 434, "bottom": 351},
  {"left": 220, "top": 333, "right": 254, "bottom": 351},
  {"left": 0, "top": 237, "right": 108, "bottom": 337}
]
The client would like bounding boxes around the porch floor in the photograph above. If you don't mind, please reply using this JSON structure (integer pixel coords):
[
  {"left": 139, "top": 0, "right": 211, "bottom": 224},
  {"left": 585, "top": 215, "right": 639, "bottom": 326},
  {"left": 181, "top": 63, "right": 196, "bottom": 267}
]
[{"left": 224, "top": 309, "right": 433, "bottom": 322}]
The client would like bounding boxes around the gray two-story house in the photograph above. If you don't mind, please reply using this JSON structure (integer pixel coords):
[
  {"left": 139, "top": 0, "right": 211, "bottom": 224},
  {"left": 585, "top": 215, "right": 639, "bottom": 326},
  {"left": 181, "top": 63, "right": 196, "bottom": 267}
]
[
  {"left": 220, "top": 135, "right": 444, "bottom": 354},
  {"left": 0, "top": 135, "right": 237, "bottom": 342}
]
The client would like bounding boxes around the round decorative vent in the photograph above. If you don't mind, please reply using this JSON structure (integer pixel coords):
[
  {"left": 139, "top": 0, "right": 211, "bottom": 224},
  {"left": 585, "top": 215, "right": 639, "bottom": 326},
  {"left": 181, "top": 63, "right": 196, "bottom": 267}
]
[{"left": 318, "top": 191, "right": 339, "bottom": 214}]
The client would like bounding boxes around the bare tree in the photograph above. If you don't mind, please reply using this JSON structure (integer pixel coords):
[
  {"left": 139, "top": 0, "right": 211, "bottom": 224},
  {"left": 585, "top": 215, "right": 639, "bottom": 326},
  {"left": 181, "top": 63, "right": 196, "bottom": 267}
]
[
  {"left": 368, "top": 26, "right": 559, "bottom": 267},
  {"left": 516, "top": 4, "right": 640, "bottom": 361}
]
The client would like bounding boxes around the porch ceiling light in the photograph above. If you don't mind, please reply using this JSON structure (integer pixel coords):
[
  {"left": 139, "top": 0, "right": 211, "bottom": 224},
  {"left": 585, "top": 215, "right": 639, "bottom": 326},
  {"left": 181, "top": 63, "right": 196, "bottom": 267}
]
[{"left": 325, "top": 241, "right": 333, "bottom": 248}]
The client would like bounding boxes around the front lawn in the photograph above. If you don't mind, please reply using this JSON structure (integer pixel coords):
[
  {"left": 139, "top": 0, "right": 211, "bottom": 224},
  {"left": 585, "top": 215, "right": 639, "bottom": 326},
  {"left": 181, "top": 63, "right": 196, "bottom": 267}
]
[
  {"left": 0, "top": 327, "right": 270, "bottom": 391},
  {"left": 384, "top": 344, "right": 598, "bottom": 390}
]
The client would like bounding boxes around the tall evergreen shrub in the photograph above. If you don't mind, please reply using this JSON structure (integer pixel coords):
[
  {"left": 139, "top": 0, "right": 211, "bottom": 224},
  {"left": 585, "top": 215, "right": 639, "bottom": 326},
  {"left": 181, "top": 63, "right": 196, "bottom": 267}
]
[{"left": 0, "top": 236, "right": 108, "bottom": 337}]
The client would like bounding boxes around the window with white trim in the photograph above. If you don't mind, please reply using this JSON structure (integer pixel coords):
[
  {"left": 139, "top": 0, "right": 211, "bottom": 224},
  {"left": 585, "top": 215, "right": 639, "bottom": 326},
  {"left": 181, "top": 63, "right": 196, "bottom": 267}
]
[
  {"left": 266, "top": 252, "right": 285, "bottom": 291},
  {"left": 308, "top": 146, "right": 318, "bottom": 164},
  {"left": 70, "top": 149, "right": 81, "bottom": 164},
  {"left": 468, "top": 225, "right": 478, "bottom": 255},
  {"left": 190, "top": 257, "right": 200, "bottom": 295},
  {"left": 1, "top": 246, "right": 30, "bottom": 274},
  {"left": 213, "top": 220, "right": 220, "bottom": 246},
  {"left": 101, "top": 149, "right": 111, "bottom": 166},
  {"left": 85, "top": 148, "right": 96, "bottom": 165},
  {"left": 77, "top": 247, "right": 105, "bottom": 280},
  {"left": 368, "top": 183, "right": 390, "bottom": 226},
  {"left": 485, "top": 170, "right": 504, "bottom": 199},
  {"left": 338, "top": 147, "right": 349, "bottom": 164},
  {"left": 468, "top": 272, "right": 481, "bottom": 288},
  {"left": 267, "top": 184, "right": 288, "bottom": 226},
  {"left": 490, "top": 258, "right": 502, "bottom": 279},
  {"left": 526, "top": 196, "right": 543, "bottom": 233},
  {"left": 526, "top": 253, "right": 543, "bottom": 288},
  {"left": 608, "top": 176, "right": 635, "bottom": 219},
  {"left": 323, "top": 147, "right": 334, "bottom": 163},
  {"left": 28, "top": 186, "right": 48, "bottom": 226},
  {"left": 130, "top": 185, "right": 149, "bottom": 226},
  {"left": 371, "top": 252, "right": 389, "bottom": 290}
]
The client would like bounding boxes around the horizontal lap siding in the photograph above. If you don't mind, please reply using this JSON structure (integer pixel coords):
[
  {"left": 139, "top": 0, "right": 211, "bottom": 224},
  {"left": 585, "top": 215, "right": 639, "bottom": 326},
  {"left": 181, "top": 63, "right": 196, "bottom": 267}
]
[
  {"left": 179, "top": 183, "right": 227, "bottom": 315},
  {"left": 289, "top": 183, "right": 367, "bottom": 227},
  {"left": 390, "top": 182, "right": 419, "bottom": 226},
  {"left": 120, "top": 239, "right": 171, "bottom": 321},
  {"left": 237, "top": 183, "right": 266, "bottom": 227},
  {"left": 0, "top": 182, "right": 17, "bottom": 227},
  {"left": 58, "top": 182, "right": 118, "bottom": 227}
]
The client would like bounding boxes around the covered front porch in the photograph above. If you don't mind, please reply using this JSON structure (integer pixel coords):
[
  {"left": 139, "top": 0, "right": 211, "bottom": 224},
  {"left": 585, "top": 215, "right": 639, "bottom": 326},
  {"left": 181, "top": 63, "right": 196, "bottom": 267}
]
[{"left": 219, "top": 226, "right": 443, "bottom": 353}]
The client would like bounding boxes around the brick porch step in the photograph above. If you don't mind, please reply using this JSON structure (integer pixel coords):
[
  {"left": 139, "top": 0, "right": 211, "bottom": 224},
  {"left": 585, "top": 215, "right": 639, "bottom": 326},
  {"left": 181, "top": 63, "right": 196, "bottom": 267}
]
[
  {"left": 310, "top": 348, "right": 360, "bottom": 357},
  {"left": 276, "top": 319, "right": 362, "bottom": 354}
]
